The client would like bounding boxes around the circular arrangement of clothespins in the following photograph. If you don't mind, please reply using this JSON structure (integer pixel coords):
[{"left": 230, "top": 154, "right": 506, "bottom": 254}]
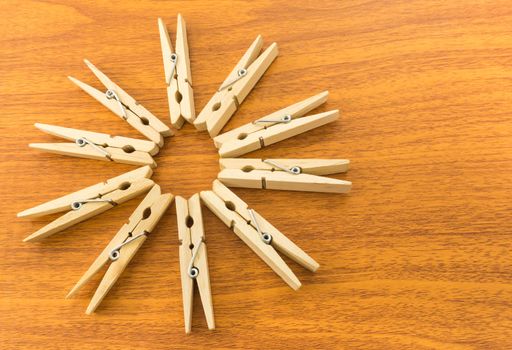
[{"left": 18, "top": 14, "right": 352, "bottom": 334}]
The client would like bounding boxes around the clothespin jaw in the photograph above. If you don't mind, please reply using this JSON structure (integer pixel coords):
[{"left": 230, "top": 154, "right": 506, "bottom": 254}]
[
  {"left": 213, "top": 91, "right": 329, "bottom": 148},
  {"left": 68, "top": 59, "right": 172, "bottom": 146},
  {"left": 29, "top": 123, "right": 158, "bottom": 167},
  {"left": 19, "top": 166, "right": 154, "bottom": 242},
  {"left": 193, "top": 36, "right": 279, "bottom": 137},
  {"left": 200, "top": 180, "right": 319, "bottom": 290},
  {"left": 218, "top": 109, "right": 339, "bottom": 158},
  {"left": 66, "top": 184, "right": 173, "bottom": 314},
  {"left": 217, "top": 158, "right": 352, "bottom": 193},
  {"left": 176, "top": 194, "right": 214, "bottom": 333},
  {"left": 158, "top": 15, "right": 195, "bottom": 128}
]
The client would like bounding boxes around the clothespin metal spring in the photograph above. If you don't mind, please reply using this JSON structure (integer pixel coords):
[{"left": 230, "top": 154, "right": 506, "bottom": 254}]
[
  {"left": 255, "top": 114, "right": 292, "bottom": 124},
  {"left": 248, "top": 209, "right": 272, "bottom": 245},
  {"left": 167, "top": 53, "right": 178, "bottom": 85},
  {"left": 109, "top": 232, "right": 146, "bottom": 261},
  {"left": 188, "top": 240, "right": 203, "bottom": 279},
  {"left": 263, "top": 159, "right": 302, "bottom": 175},
  {"left": 70, "top": 198, "right": 116, "bottom": 211},
  {"left": 75, "top": 137, "right": 112, "bottom": 159},
  {"left": 218, "top": 68, "right": 248, "bottom": 91},
  {"left": 105, "top": 89, "right": 128, "bottom": 120}
]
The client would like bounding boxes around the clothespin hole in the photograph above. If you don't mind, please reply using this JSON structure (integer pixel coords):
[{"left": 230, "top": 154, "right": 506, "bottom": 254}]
[
  {"left": 142, "top": 207, "right": 152, "bottom": 219},
  {"left": 140, "top": 117, "right": 150, "bottom": 125},
  {"left": 122, "top": 145, "right": 135, "bottom": 153},
  {"left": 189, "top": 243, "right": 194, "bottom": 249},
  {"left": 237, "top": 133, "right": 248, "bottom": 140},
  {"left": 119, "top": 182, "right": 131, "bottom": 190},
  {"left": 241, "top": 166, "right": 254, "bottom": 173},
  {"left": 228, "top": 87, "right": 233, "bottom": 91},
  {"left": 174, "top": 90, "right": 183, "bottom": 103},
  {"left": 186, "top": 215, "right": 194, "bottom": 228},
  {"left": 225, "top": 201, "right": 236, "bottom": 211},
  {"left": 212, "top": 102, "right": 221, "bottom": 111}
]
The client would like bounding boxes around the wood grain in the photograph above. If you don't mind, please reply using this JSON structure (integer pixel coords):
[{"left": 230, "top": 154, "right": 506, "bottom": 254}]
[{"left": 1, "top": 0, "right": 512, "bottom": 349}]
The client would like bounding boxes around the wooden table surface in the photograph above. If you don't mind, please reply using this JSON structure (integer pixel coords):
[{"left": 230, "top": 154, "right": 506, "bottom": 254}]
[{"left": 2, "top": 1, "right": 511, "bottom": 349}]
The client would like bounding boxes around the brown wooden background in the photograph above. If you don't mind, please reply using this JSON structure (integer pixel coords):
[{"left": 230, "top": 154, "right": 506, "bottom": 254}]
[{"left": 1, "top": 1, "right": 512, "bottom": 349}]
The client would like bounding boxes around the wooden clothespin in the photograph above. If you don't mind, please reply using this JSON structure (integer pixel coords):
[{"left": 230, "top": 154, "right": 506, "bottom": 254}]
[
  {"left": 200, "top": 180, "right": 319, "bottom": 290},
  {"left": 30, "top": 123, "right": 158, "bottom": 167},
  {"left": 193, "top": 35, "right": 278, "bottom": 137},
  {"left": 68, "top": 59, "right": 172, "bottom": 146},
  {"left": 19, "top": 166, "right": 154, "bottom": 242},
  {"left": 176, "top": 194, "right": 214, "bottom": 333},
  {"left": 66, "top": 184, "right": 173, "bottom": 314},
  {"left": 213, "top": 91, "right": 338, "bottom": 158},
  {"left": 218, "top": 158, "right": 352, "bottom": 193},
  {"left": 158, "top": 15, "right": 195, "bottom": 129}
]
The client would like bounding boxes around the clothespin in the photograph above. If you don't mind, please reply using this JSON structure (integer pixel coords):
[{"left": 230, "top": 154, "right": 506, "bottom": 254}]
[
  {"left": 68, "top": 59, "right": 172, "bottom": 146},
  {"left": 158, "top": 15, "right": 195, "bottom": 129},
  {"left": 193, "top": 35, "right": 278, "bottom": 137},
  {"left": 212, "top": 91, "right": 338, "bottom": 158},
  {"left": 176, "top": 194, "right": 214, "bottom": 333},
  {"left": 66, "top": 184, "right": 173, "bottom": 314},
  {"left": 29, "top": 123, "right": 158, "bottom": 167},
  {"left": 218, "top": 158, "right": 352, "bottom": 193},
  {"left": 200, "top": 180, "right": 319, "bottom": 290},
  {"left": 19, "top": 166, "right": 154, "bottom": 242}
]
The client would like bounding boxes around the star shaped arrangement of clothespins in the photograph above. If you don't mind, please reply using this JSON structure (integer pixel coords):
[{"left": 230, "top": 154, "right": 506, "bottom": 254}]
[{"left": 18, "top": 14, "right": 352, "bottom": 334}]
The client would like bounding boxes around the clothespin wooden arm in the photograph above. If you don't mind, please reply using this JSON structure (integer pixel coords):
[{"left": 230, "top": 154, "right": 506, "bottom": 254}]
[
  {"left": 217, "top": 169, "right": 352, "bottom": 193},
  {"left": 213, "top": 91, "right": 328, "bottom": 148},
  {"left": 218, "top": 110, "right": 339, "bottom": 158},
  {"left": 176, "top": 194, "right": 214, "bottom": 333},
  {"left": 17, "top": 166, "right": 153, "bottom": 218},
  {"left": 249, "top": 210, "right": 319, "bottom": 272},
  {"left": 231, "top": 42, "right": 278, "bottom": 102},
  {"left": 210, "top": 180, "right": 319, "bottom": 269},
  {"left": 22, "top": 178, "right": 155, "bottom": 243},
  {"left": 222, "top": 35, "right": 264, "bottom": 89},
  {"left": 158, "top": 17, "right": 175, "bottom": 84},
  {"left": 204, "top": 43, "right": 278, "bottom": 137},
  {"left": 86, "top": 233, "right": 148, "bottom": 314},
  {"left": 193, "top": 35, "right": 264, "bottom": 131},
  {"left": 34, "top": 123, "right": 159, "bottom": 155},
  {"left": 85, "top": 185, "right": 173, "bottom": 314},
  {"left": 66, "top": 223, "right": 132, "bottom": 298},
  {"left": 200, "top": 190, "right": 301, "bottom": 290},
  {"left": 70, "top": 60, "right": 171, "bottom": 144},
  {"left": 29, "top": 143, "right": 157, "bottom": 167},
  {"left": 219, "top": 158, "right": 350, "bottom": 175}
]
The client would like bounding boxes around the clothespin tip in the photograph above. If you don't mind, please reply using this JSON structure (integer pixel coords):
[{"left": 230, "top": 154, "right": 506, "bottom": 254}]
[{"left": 22, "top": 234, "right": 35, "bottom": 243}]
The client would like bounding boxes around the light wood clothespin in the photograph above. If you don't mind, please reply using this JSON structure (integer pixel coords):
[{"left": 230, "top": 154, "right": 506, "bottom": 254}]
[
  {"left": 213, "top": 91, "right": 338, "bottom": 158},
  {"left": 66, "top": 184, "right": 173, "bottom": 314},
  {"left": 176, "top": 194, "right": 214, "bottom": 333},
  {"left": 218, "top": 158, "right": 352, "bottom": 193},
  {"left": 19, "top": 166, "right": 154, "bottom": 242},
  {"left": 68, "top": 59, "right": 172, "bottom": 146},
  {"left": 200, "top": 180, "right": 319, "bottom": 290},
  {"left": 30, "top": 123, "right": 158, "bottom": 167},
  {"left": 158, "top": 15, "right": 195, "bottom": 129},
  {"left": 193, "top": 35, "right": 278, "bottom": 137}
]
